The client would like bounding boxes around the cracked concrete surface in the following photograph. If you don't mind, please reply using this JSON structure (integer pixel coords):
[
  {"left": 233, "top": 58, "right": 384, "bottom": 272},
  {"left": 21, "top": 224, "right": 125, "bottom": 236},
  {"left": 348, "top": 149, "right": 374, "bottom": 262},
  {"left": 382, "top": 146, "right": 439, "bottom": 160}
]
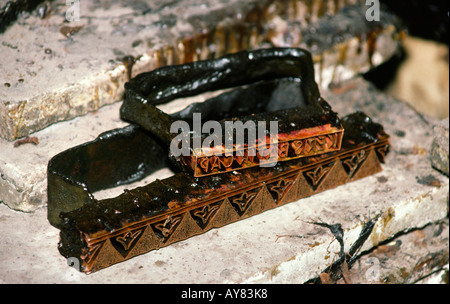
[{"left": 336, "top": 219, "right": 449, "bottom": 284}]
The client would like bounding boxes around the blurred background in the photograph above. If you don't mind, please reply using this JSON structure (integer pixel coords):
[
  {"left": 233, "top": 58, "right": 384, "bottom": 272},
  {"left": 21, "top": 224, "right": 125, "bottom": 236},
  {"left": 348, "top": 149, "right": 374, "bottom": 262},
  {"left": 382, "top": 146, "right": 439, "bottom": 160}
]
[{"left": 366, "top": 0, "right": 449, "bottom": 119}]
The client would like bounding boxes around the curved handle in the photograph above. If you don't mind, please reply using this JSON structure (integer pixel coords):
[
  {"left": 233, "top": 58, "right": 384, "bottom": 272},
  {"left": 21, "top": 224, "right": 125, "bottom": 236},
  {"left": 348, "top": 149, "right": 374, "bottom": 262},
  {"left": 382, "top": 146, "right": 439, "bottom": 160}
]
[{"left": 121, "top": 48, "right": 319, "bottom": 143}]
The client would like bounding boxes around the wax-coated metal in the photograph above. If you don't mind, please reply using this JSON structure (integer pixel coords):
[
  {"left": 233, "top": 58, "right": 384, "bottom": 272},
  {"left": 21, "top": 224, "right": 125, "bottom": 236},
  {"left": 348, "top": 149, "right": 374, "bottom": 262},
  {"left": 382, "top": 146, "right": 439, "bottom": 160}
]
[
  {"left": 121, "top": 48, "right": 344, "bottom": 177},
  {"left": 48, "top": 111, "right": 389, "bottom": 273},
  {"left": 0, "top": 0, "right": 48, "bottom": 33},
  {"left": 47, "top": 48, "right": 390, "bottom": 273}
]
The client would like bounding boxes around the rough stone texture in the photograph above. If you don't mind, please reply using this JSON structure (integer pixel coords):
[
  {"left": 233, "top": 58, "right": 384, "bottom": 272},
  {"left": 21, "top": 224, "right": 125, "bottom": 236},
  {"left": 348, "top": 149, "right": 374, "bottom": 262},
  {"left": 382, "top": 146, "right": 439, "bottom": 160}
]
[
  {"left": 0, "top": 77, "right": 448, "bottom": 283},
  {"left": 334, "top": 219, "right": 449, "bottom": 284},
  {"left": 430, "top": 118, "right": 449, "bottom": 176},
  {"left": 0, "top": 0, "right": 402, "bottom": 141}
]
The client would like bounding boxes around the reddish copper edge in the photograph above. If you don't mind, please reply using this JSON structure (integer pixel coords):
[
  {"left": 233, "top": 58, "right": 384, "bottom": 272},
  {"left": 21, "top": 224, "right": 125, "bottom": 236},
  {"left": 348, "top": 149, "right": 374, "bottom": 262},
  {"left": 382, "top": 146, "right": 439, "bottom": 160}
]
[{"left": 184, "top": 125, "right": 344, "bottom": 177}]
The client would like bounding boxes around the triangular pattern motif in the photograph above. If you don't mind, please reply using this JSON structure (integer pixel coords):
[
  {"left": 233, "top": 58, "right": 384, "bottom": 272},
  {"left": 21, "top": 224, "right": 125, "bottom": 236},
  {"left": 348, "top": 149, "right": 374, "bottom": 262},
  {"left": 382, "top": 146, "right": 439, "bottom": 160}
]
[
  {"left": 110, "top": 227, "right": 146, "bottom": 258},
  {"left": 126, "top": 225, "right": 160, "bottom": 258},
  {"left": 303, "top": 162, "right": 334, "bottom": 191},
  {"left": 295, "top": 172, "right": 315, "bottom": 199},
  {"left": 241, "top": 186, "right": 272, "bottom": 218},
  {"left": 164, "top": 212, "right": 203, "bottom": 245},
  {"left": 342, "top": 150, "right": 368, "bottom": 179},
  {"left": 375, "top": 144, "right": 390, "bottom": 163},
  {"left": 206, "top": 198, "right": 241, "bottom": 229},
  {"left": 350, "top": 149, "right": 382, "bottom": 181},
  {"left": 229, "top": 187, "right": 261, "bottom": 216},
  {"left": 151, "top": 214, "right": 184, "bottom": 243},
  {"left": 190, "top": 202, "right": 221, "bottom": 230},
  {"left": 277, "top": 173, "right": 301, "bottom": 205},
  {"left": 87, "top": 239, "right": 124, "bottom": 273},
  {"left": 266, "top": 174, "right": 297, "bottom": 203},
  {"left": 314, "top": 160, "right": 348, "bottom": 193},
  {"left": 84, "top": 241, "right": 104, "bottom": 265}
]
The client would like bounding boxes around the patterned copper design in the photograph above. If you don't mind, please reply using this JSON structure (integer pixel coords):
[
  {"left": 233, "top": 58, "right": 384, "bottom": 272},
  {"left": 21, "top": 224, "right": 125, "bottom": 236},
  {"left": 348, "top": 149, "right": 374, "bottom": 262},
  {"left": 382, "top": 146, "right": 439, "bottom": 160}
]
[
  {"left": 81, "top": 146, "right": 385, "bottom": 273},
  {"left": 185, "top": 130, "right": 344, "bottom": 177},
  {"left": 151, "top": 215, "right": 183, "bottom": 242}
]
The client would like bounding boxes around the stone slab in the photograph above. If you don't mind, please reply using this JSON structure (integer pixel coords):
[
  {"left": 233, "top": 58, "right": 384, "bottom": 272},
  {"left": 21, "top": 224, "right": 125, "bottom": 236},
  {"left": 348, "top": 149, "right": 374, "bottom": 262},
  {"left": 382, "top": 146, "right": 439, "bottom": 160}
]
[
  {"left": 430, "top": 118, "right": 449, "bottom": 176},
  {"left": 0, "top": 0, "right": 402, "bottom": 141},
  {"left": 0, "top": 77, "right": 448, "bottom": 283}
]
